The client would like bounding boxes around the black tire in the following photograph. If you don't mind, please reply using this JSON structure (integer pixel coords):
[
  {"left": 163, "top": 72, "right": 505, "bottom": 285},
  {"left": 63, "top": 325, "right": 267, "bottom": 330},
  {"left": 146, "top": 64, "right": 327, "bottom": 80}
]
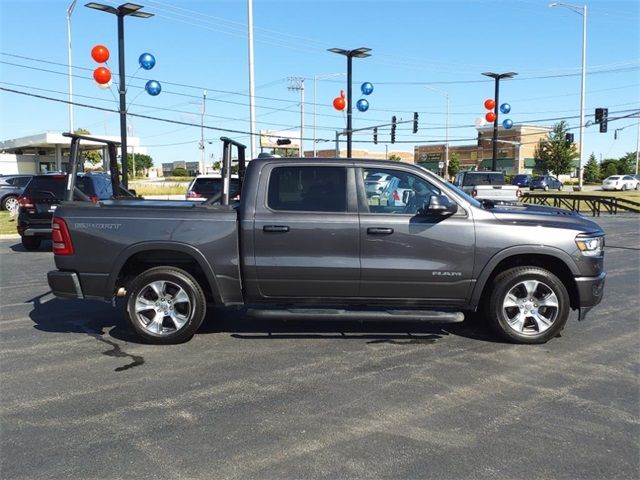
[
  {"left": 125, "top": 266, "right": 206, "bottom": 344},
  {"left": 21, "top": 236, "right": 41, "bottom": 250},
  {"left": 1, "top": 195, "right": 18, "bottom": 211},
  {"left": 544, "top": 185, "right": 549, "bottom": 191},
  {"left": 486, "top": 266, "right": 570, "bottom": 344},
  {"left": 558, "top": 184, "right": 563, "bottom": 191}
]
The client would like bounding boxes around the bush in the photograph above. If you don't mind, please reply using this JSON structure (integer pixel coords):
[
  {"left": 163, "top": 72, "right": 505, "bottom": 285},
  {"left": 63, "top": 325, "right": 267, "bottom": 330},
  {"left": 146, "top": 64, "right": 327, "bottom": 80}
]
[{"left": 172, "top": 167, "right": 189, "bottom": 177}]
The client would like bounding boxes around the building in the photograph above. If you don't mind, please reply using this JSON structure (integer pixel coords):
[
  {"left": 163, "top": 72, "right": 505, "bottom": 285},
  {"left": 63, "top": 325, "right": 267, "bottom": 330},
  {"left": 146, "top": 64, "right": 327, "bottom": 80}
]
[
  {"left": 161, "top": 160, "right": 204, "bottom": 177},
  {"left": 305, "top": 148, "right": 414, "bottom": 163},
  {"left": 415, "top": 124, "right": 578, "bottom": 176},
  {"left": 0, "top": 132, "right": 145, "bottom": 175}
]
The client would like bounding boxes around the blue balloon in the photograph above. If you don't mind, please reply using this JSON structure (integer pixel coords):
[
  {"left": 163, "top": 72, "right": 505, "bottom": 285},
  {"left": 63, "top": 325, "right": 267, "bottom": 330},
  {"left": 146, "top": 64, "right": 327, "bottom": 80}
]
[
  {"left": 361, "top": 82, "right": 374, "bottom": 95},
  {"left": 502, "top": 118, "right": 513, "bottom": 129},
  {"left": 145, "top": 80, "right": 161, "bottom": 96},
  {"left": 356, "top": 98, "right": 369, "bottom": 112},
  {"left": 500, "top": 102, "right": 511, "bottom": 114},
  {"left": 139, "top": 53, "right": 156, "bottom": 70}
]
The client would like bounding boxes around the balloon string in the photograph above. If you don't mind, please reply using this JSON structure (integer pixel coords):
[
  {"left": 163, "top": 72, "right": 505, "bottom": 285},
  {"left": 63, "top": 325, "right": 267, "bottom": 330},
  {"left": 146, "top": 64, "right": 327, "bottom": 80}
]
[
  {"left": 126, "top": 88, "right": 146, "bottom": 113},
  {"left": 125, "top": 67, "right": 142, "bottom": 95}
]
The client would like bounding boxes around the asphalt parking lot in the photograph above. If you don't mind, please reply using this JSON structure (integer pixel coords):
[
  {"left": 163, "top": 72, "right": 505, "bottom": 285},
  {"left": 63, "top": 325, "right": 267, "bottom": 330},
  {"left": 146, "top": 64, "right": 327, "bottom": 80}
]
[{"left": 1, "top": 215, "right": 638, "bottom": 480}]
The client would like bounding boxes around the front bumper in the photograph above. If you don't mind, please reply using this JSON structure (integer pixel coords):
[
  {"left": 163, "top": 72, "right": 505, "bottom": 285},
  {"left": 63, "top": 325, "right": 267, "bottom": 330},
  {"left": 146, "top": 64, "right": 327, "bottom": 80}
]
[
  {"left": 47, "top": 271, "right": 84, "bottom": 299},
  {"left": 575, "top": 271, "right": 606, "bottom": 321}
]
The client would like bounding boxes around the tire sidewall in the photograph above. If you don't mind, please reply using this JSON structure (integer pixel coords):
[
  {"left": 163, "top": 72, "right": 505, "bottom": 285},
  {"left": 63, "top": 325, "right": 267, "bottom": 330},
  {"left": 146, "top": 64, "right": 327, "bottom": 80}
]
[
  {"left": 126, "top": 267, "right": 206, "bottom": 344},
  {"left": 488, "top": 267, "right": 570, "bottom": 344},
  {"left": 2, "top": 195, "right": 17, "bottom": 211}
]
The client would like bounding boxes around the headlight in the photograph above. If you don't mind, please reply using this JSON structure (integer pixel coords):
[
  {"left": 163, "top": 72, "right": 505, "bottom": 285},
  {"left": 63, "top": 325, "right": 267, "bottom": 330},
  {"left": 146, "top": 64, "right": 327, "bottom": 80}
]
[{"left": 575, "top": 235, "right": 604, "bottom": 256}]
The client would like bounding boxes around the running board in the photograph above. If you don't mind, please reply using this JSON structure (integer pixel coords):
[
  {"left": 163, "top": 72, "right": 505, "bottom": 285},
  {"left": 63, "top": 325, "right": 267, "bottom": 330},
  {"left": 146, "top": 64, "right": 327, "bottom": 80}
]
[{"left": 247, "top": 308, "right": 465, "bottom": 323}]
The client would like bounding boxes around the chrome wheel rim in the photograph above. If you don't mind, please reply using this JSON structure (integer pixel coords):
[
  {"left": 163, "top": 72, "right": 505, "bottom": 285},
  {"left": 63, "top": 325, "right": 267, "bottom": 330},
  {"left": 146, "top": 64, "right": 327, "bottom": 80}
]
[
  {"left": 5, "top": 197, "right": 18, "bottom": 213},
  {"left": 134, "top": 280, "right": 191, "bottom": 335},
  {"left": 502, "top": 280, "right": 559, "bottom": 335}
]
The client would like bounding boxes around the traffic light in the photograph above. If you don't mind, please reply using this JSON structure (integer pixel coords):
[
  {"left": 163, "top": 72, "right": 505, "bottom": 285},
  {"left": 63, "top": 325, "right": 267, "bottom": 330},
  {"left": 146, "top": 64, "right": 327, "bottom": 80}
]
[
  {"left": 391, "top": 116, "right": 397, "bottom": 144},
  {"left": 412, "top": 112, "right": 419, "bottom": 134},
  {"left": 595, "top": 108, "right": 608, "bottom": 133},
  {"left": 565, "top": 133, "right": 574, "bottom": 145},
  {"left": 373, "top": 127, "right": 378, "bottom": 144}
]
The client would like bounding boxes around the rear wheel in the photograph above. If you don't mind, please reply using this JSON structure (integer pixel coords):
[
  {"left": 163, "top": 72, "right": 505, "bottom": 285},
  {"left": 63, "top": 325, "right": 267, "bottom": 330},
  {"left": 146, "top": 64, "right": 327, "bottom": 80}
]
[
  {"left": 125, "top": 266, "right": 206, "bottom": 344},
  {"left": 21, "top": 236, "right": 41, "bottom": 250},
  {"left": 622, "top": 184, "right": 628, "bottom": 191},
  {"left": 486, "top": 267, "right": 569, "bottom": 344},
  {"left": 1, "top": 195, "right": 18, "bottom": 211}
]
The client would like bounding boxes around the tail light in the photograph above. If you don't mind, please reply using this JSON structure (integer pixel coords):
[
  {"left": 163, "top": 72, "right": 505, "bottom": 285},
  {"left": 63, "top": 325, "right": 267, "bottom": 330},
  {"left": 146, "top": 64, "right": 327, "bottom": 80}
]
[
  {"left": 18, "top": 196, "right": 34, "bottom": 208},
  {"left": 187, "top": 191, "right": 201, "bottom": 198},
  {"left": 471, "top": 188, "right": 478, "bottom": 198},
  {"left": 52, "top": 216, "right": 74, "bottom": 256},
  {"left": 89, "top": 195, "right": 99, "bottom": 204}
]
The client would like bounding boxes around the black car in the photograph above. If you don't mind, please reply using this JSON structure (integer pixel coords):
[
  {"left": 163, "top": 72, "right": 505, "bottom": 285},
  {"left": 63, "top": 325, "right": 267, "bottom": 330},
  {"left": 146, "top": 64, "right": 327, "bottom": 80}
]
[
  {"left": 17, "top": 173, "right": 113, "bottom": 250},
  {"left": 530, "top": 175, "right": 563, "bottom": 191},
  {"left": 0, "top": 174, "right": 33, "bottom": 211},
  {"left": 511, "top": 174, "right": 532, "bottom": 187}
]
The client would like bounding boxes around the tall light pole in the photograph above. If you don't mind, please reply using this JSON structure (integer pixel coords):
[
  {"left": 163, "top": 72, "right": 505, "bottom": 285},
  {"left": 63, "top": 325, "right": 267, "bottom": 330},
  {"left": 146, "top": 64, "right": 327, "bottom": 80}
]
[
  {"left": 549, "top": 2, "right": 587, "bottom": 190},
  {"left": 66, "top": 0, "right": 77, "bottom": 133},
  {"left": 313, "top": 73, "right": 344, "bottom": 157},
  {"left": 481, "top": 71, "right": 518, "bottom": 171},
  {"left": 247, "top": 0, "right": 257, "bottom": 160},
  {"left": 85, "top": 2, "right": 153, "bottom": 188},
  {"left": 200, "top": 90, "right": 207, "bottom": 170},
  {"left": 424, "top": 85, "right": 450, "bottom": 178},
  {"left": 328, "top": 47, "right": 371, "bottom": 159},
  {"left": 288, "top": 77, "right": 305, "bottom": 157}
]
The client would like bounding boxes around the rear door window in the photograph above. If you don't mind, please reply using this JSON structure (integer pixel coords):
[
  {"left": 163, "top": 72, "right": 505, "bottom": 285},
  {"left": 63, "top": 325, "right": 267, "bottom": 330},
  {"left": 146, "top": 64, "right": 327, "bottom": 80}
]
[{"left": 267, "top": 166, "right": 347, "bottom": 212}]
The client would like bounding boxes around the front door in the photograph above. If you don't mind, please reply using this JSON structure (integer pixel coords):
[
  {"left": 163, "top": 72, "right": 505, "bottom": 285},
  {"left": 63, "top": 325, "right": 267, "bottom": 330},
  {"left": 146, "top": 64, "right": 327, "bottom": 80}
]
[{"left": 357, "top": 166, "right": 475, "bottom": 305}]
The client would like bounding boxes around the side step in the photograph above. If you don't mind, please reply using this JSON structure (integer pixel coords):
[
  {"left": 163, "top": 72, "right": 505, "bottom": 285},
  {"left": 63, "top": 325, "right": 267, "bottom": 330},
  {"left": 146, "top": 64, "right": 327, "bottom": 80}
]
[{"left": 247, "top": 308, "right": 465, "bottom": 324}]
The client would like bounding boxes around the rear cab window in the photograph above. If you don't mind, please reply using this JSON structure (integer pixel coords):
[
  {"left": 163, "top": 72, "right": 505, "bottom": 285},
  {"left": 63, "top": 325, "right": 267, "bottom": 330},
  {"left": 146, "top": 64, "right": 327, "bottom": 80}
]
[{"left": 267, "top": 166, "right": 347, "bottom": 212}]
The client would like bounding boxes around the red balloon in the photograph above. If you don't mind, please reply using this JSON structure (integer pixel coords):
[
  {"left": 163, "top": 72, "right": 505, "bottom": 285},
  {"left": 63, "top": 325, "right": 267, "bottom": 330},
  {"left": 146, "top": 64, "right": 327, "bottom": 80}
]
[
  {"left": 485, "top": 112, "right": 497, "bottom": 122},
  {"left": 333, "top": 96, "right": 346, "bottom": 111},
  {"left": 484, "top": 98, "right": 495, "bottom": 110},
  {"left": 91, "top": 44, "right": 110, "bottom": 63},
  {"left": 93, "top": 66, "right": 111, "bottom": 85}
]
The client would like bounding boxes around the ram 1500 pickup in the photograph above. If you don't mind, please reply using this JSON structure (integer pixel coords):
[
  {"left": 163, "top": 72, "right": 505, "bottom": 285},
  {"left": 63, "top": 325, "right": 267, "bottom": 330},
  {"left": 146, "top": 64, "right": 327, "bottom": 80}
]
[{"left": 47, "top": 137, "right": 606, "bottom": 345}]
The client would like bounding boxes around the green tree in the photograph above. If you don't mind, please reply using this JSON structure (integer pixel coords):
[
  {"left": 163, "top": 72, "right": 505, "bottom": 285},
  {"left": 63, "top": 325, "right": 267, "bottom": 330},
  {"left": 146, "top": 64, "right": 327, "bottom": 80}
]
[
  {"left": 583, "top": 153, "right": 601, "bottom": 183},
  {"left": 602, "top": 162, "right": 618, "bottom": 178},
  {"left": 172, "top": 167, "right": 189, "bottom": 177},
  {"left": 534, "top": 121, "right": 579, "bottom": 175},
  {"left": 74, "top": 128, "right": 102, "bottom": 166},
  {"left": 126, "top": 153, "right": 153, "bottom": 177},
  {"left": 388, "top": 154, "right": 401, "bottom": 162},
  {"left": 447, "top": 152, "right": 460, "bottom": 178},
  {"left": 617, "top": 152, "right": 635, "bottom": 174}
]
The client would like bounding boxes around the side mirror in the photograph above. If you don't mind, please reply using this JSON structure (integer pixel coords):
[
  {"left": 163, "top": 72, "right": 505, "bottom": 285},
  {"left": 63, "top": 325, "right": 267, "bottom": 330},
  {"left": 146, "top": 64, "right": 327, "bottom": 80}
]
[{"left": 422, "top": 194, "right": 458, "bottom": 216}]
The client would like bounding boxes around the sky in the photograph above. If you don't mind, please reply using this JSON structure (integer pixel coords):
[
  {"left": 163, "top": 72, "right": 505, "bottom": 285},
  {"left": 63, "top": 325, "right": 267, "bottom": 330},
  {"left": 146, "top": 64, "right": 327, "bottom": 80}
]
[{"left": 1, "top": 0, "right": 639, "bottom": 167}]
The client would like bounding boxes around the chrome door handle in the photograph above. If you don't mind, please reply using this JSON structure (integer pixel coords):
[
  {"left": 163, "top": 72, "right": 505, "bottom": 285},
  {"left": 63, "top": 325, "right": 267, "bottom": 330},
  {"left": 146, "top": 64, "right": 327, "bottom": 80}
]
[
  {"left": 263, "top": 225, "right": 290, "bottom": 233},
  {"left": 367, "top": 227, "right": 394, "bottom": 235}
]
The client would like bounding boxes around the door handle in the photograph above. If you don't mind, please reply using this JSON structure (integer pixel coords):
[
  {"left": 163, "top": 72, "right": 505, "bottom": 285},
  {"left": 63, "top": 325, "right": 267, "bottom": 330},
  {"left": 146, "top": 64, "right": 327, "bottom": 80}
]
[
  {"left": 263, "top": 225, "right": 290, "bottom": 233},
  {"left": 367, "top": 227, "right": 394, "bottom": 235}
]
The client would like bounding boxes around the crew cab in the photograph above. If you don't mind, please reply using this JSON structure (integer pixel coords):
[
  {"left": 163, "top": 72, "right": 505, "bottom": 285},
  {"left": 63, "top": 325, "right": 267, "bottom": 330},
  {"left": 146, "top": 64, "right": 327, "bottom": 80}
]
[
  {"left": 453, "top": 170, "right": 521, "bottom": 204},
  {"left": 47, "top": 137, "right": 606, "bottom": 345}
]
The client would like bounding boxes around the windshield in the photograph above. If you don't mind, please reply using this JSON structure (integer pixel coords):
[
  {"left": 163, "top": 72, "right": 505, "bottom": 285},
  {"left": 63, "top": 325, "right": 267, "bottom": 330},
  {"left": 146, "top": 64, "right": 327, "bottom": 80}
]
[{"left": 414, "top": 164, "right": 483, "bottom": 209}]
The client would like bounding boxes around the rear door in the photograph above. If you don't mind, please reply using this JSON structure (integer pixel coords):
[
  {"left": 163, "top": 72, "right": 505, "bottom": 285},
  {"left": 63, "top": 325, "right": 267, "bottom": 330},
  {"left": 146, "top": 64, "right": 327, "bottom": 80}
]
[
  {"left": 252, "top": 163, "right": 360, "bottom": 299},
  {"left": 357, "top": 165, "right": 475, "bottom": 304}
]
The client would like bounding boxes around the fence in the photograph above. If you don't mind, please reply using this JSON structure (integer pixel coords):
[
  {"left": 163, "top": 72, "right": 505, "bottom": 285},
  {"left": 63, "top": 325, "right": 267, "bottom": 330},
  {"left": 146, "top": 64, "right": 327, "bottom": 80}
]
[{"left": 521, "top": 193, "right": 640, "bottom": 216}]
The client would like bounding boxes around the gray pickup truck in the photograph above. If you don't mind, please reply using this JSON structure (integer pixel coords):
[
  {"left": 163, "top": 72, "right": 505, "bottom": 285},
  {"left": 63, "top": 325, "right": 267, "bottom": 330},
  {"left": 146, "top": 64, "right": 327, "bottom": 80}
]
[{"left": 47, "top": 137, "right": 606, "bottom": 345}]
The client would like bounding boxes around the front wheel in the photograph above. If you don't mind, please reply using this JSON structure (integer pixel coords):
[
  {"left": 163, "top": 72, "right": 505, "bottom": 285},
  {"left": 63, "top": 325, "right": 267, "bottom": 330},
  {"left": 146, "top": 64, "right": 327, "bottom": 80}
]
[
  {"left": 558, "top": 184, "right": 564, "bottom": 191},
  {"left": 125, "top": 267, "right": 206, "bottom": 344},
  {"left": 486, "top": 267, "right": 570, "bottom": 344},
  {"left": 544, "top": 185, "right": 549, "bottom": 191}
]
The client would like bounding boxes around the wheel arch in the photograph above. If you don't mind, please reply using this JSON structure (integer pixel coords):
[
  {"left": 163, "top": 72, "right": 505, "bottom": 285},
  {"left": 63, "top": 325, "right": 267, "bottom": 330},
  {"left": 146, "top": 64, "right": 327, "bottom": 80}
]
[
  {"left": 470, "top": 247, "right": 580, "bottom": 311},
  {"left": 108, "top": 242, "right": 222, "bottom": 304}
]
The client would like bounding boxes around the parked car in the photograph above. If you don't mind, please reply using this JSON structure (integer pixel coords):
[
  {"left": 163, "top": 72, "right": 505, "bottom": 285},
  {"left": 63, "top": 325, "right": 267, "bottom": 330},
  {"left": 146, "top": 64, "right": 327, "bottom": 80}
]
[
  {"left": 0, "top": 174, "right": 33, "bottom": 211},
  {"left": 185, "top": 174, "right": 240, "bottom": 202},
  {"left": 17, "top": 173, "right": 113, "bottom": 250},
  {"left": 511, "top": 174, "right": 532, "bottom": 188},
  {"left": 452, "top": 171, "right": 520, "bottom": 204},
  {"left": 601, "top": 175, "right": 639, "bottom": 191},
  {"left": 365, "top": 172, "right": 392, "bottom": 197},
  {"left": 530, "top": 175, "right": 563, "bottom": 191}
]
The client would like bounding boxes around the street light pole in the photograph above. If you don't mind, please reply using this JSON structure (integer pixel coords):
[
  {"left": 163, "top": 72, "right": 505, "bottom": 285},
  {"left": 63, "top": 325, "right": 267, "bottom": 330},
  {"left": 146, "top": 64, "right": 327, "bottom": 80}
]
[
  {"left": 549, "top": 2, "right": 587, "bottom": 190},
  {"left": 328, "top": 47, "right": 371, "bottom": 159},
  {"left": 288, "top": 77, "right": 305, "bottom": 157},
  {"left": 481, "top": 71, "right": 518, "bottom": 171},
  {"left": 85, "top": 2, "right": 153, "bottom": 188},
  {"left": 66, "top": 0, "right": 77, "bottom": 134},
  {"left": 424, "top": 85, "right": 450, "bottom": 178}
]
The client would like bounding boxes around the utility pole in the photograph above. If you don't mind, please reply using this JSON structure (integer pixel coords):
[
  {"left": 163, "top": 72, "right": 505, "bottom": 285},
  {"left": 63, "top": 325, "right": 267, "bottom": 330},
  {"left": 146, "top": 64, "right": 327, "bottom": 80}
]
[
  {"left": 200, "top": 90, "right": 207, "bottom": 171},
  {"left": 247, "top": 0, "right": 257, "bottom": 160},
  {"left": 288, "top": 77, "right": 305, "bottom": 157}
]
